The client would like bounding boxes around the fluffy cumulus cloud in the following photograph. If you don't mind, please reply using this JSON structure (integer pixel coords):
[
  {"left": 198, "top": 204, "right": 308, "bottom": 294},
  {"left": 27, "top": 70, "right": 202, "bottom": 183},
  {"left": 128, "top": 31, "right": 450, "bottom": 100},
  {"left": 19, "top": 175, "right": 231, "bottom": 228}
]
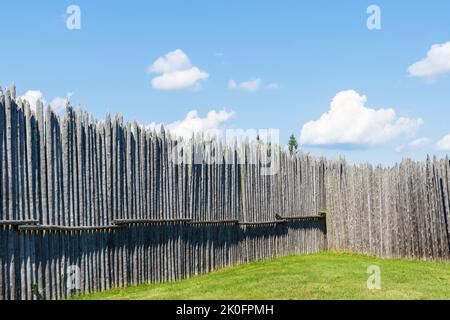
[
  {"left": 228, "top": 79, "right": 262, "bottom": 92},
  {"left": 19, "top": 90, "right": 73, "bottom": 114},
  {"left": 300, "top": 90, "right": 423, "bottom": 147},
  {"left": 408, "top": 41, "right": 450, "bottom": 79},
  {"left": 19, "top": 90, "right": 44, "bottom": 110},
  {"left": 437, "top": 134, "right": 450, "bottom": 151},
  {"left": 147, "top": 109, "right": 235, "bottom": 139},
  {"left": 228, "top": 79, "right": 280, "bottom": 92},
  {"left": 396, "top": 137, "right": 431, "bottom": 153},
  {"left": 409, "top": 137, "right": 431, "bottom": 147},
  {"left": 49, "top": 92, "right": 74, "bottom": 113},
  {"left": 266, "top": 83, "right": 280, "bottom": 90},
  {"left": 148, "top": 49, "right": 209, "bottom": 90}
]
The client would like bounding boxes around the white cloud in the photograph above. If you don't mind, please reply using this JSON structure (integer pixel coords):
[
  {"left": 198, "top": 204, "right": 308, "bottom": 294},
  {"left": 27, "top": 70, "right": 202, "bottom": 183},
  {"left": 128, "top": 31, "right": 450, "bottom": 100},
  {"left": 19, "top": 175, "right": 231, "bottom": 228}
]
[
  {"left": 19, "top": 90, "right": 45, "bottom": 110},
  {"left": 408, "top": 137, "right": 430, "bottom": 148},
  {"left": 50, "top": 92, "right": 74, "bottom": 113},
  {"left": 19, "top": 90, "right": 73, "bottom": 114},
  {"left": 437, "top": 134, "right": 450, "bottom": 151},
  {"left": 228, "top": 79, "right": 261, "bottom": 92},
  {"left": 408, "top": 41, "right": 450, "bottom": 79},
  {"left": 227, "top": 80, "right": 237, "bottom": 89},
  {"left": 395, "top": 145, "right": 405, "bottom": 153},
  {"left": 396, "top": 137, "right": 430, "bottom": 153},
  {"left": 266, "top": 83, "right": 280, "bottom": 90},
  {"left": 148, "top": 49, "right": 209, "bottom": 90},
  {"left": 300, "top": 90, "right": 423, "bottom": 147},
  {"left": 228, "top": 79, "right": 279, "bottom": 91},
  {"left": 147, "top": 109, "right": 235, "bottom": 139}
]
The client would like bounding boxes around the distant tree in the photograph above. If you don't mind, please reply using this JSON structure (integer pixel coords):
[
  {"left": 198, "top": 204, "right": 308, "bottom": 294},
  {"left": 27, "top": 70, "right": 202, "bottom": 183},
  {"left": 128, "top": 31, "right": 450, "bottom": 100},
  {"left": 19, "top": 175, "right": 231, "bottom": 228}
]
[{"left": 288, "top": 134, "right": 298, "bottom": 156}]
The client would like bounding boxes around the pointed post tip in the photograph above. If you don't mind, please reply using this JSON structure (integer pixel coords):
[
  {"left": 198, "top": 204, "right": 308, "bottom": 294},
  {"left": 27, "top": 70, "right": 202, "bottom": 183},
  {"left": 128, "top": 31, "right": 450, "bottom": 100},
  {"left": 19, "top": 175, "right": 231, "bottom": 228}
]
[{"left": 10, "top": 81, "right": 16, "bottom": 100}]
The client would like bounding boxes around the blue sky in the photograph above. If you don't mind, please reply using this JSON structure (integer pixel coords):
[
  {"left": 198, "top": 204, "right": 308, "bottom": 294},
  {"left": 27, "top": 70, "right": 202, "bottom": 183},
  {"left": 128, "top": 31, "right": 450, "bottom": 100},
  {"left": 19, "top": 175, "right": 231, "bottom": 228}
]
[{"left": 1, "top": 0, "right": 450, "bottom": 165}]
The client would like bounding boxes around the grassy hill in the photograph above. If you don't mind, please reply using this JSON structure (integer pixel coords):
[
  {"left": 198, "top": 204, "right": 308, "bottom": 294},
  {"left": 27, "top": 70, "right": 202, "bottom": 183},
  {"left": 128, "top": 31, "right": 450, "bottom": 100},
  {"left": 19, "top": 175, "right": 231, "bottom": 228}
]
[{"left": 73, "top": 252, "right": 450, "bottom": 300}]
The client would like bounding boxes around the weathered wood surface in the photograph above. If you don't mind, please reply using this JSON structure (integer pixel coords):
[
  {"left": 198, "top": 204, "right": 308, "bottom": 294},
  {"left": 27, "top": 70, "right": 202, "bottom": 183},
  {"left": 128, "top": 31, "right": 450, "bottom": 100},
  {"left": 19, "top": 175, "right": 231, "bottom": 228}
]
[
  {"left": 1, "top": 84, "right": 449, "bottom": 300},
  {"left": 239, "top": 221, "right": 286, "bottom": 226},
  {"left": 325, "top": 158, "right": 450, "bottom": 262},
  {"left": 275, "top": 214, "right": 326, "bottom": 221},
  {"left": 113, "top": 218, "right": 192, "bottom": 225},
  {"left": 0, "top": 86, "right": 327, "bottom": 300},
  {"left": 0, "top": 220, "right": 39, "bottom": 226},
  {"left": 186, "top": 219, "right": 239, "bottom": 226},
  {"left": 17, "top": 225, "right": 121, "bottom": 232}
]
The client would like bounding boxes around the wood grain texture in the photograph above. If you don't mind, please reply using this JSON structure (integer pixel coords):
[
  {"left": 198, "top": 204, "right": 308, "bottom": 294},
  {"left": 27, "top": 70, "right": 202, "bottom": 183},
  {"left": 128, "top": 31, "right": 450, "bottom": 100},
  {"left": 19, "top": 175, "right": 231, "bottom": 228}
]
[{"left": 1, "top": 87, "right": 448, "bottom": 300}]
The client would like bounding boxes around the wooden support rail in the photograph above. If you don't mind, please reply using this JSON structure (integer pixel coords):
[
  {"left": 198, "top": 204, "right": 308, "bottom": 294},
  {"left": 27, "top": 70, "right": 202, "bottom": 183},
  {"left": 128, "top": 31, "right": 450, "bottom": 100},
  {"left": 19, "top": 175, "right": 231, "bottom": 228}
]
[
  {"left": 187, "top": 219, "right": 239, "bottom": 226},
  {"left": 239, "top": 220, "right": 286, "bottom": 227},
  {"left": 18, "top": 225, "right": 121, "bottom": 232},
  {"left": 112, "top": 218, "right": 192, "bottom": 226},
  {"left": 0, "top": 220, "right": 39, "bottom": 227},
  {"left": 275, "top": 213, "right": 327, "bottom": 222},
  {"left": 318, "top": 211, "right": 327, "bottom": 217},
  {"left": 4, "top": 216, "right": 326, "bottom": 233}
]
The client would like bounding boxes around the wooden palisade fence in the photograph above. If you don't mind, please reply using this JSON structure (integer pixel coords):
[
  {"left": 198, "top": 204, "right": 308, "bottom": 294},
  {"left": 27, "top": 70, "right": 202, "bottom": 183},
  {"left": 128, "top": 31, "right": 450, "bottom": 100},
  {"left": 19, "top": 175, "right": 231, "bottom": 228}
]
[
  {"left": 326, "top": 157, "right": 450, "bottom": 261},
  {"left": 1, "top": 83, "right": 449, "bottom": 300},
  {"left": 0, "top": 84, "right": 327, "bottom": 300}
]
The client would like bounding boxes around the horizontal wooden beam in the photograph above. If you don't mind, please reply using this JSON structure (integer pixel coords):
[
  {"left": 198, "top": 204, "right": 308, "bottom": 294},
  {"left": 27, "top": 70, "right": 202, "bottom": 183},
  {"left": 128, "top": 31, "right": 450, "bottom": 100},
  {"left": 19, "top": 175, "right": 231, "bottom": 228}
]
[
  {"left": 0, "top": 220, "right": 39, "bottom": 227},
  {"left": 112, "top": 218, "right": 192, "bottom": 225},
  {"left": 187, "top": 220, "right": 239, "bottom": 226},
  {"left": 239, "top": 220, "right": 286, "bottom": 227},
  {"left": 275, "top": 213, "right": 326, "bottom": 221},
  {"left": 3, "top": 215, "right": 326, "bottom": 232},
  {"left": 18, "top": 225, "right": 121, "bottom": 232}
]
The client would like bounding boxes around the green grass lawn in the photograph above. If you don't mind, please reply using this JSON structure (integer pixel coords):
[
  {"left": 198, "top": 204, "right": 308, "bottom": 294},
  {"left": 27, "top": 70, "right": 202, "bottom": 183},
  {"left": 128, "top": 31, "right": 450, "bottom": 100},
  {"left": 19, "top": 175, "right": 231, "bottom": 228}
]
[{"left": 73, "top": 251, "right": 450, "bottom": 300}]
